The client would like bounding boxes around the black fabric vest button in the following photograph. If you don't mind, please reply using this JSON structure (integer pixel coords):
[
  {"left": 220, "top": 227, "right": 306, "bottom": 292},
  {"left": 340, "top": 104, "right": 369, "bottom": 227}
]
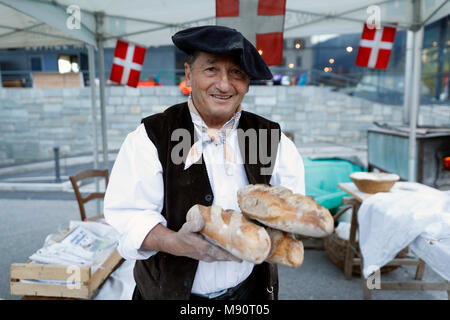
[{"left": 205, "top": 194, "right": 213, "bottom": 202}]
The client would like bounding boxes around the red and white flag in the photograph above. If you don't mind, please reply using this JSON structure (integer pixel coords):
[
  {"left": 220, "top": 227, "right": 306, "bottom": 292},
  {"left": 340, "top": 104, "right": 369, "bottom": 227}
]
[
  {"left": 216, "top": 0, "right": 286, "bottom": 66},
  {"left": 109, "top": 40, "right": 146, "bottom": 88},
  {"left": 355, "top": 23, "right": 397, "bottom": 69}
]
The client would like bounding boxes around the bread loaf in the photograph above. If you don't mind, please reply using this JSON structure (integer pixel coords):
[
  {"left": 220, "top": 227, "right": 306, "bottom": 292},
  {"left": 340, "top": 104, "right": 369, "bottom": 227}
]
[
  {"left": 186, "top": 204, "right": 271, "bottom": 264},
  {"left": 265, "top": 228, "right": 304, "bottom": 267},
  {"left": 237, "top": 184, "right": 334, "bottom": 238}
]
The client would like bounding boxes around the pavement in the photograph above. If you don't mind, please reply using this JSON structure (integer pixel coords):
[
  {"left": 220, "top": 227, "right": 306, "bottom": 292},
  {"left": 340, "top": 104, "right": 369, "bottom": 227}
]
[{"left": 0, "top": 144, "right": 448, "bottom": 300}]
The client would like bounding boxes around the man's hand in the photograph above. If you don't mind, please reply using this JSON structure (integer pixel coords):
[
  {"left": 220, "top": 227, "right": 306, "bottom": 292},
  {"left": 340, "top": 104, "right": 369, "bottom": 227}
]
[
  {"left": 141, "top": 220, "right": 242, "bottom": 263},
  {"left": 176, "top": 218, "right": 242, "bottom": 262}
]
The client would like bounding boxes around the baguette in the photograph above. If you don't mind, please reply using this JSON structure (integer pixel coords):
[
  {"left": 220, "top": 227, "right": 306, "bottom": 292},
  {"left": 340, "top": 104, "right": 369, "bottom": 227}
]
[
  {"left": 186, "top": 204, "right": 271, "bottom": 264},
  {"left": 266, "top": 228, "right": 304, "bottom": 267},
  {"left": 237, "top": 184, "right": 334, "bottom": 238}
]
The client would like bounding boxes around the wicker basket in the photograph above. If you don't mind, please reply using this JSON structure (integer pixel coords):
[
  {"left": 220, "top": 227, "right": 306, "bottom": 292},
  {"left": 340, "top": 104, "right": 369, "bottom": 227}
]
[
  {"left": 323, "top": 232, "right": 408, "bottom": 275},
  {"left": 350, "top": 172, "right": 400, "bottom": 194}
]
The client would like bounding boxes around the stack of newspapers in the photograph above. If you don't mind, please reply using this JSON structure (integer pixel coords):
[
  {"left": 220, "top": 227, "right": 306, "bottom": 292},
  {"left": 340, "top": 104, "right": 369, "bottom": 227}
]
[{"left": 29, "top": 220, "right": 119, "bottom": 268}]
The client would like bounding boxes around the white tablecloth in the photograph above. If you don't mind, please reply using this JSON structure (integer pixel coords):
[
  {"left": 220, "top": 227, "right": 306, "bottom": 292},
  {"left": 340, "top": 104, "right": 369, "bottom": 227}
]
[
  {"left": 358, "top": 182, "right": 450, "bottom": 280},
  {"left": 94, "top": 259, "right": 136, "bottom": 300}
]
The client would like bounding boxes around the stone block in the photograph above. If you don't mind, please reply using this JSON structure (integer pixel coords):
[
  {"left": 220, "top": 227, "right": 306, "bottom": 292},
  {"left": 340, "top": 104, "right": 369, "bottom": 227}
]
[
  {"left": 295, "top": 113, "right": 306, "bottom": 121},
  {"left": 139, "top": 96, "right": 159, "bottom": 105},
  {"left": 11, "top": 109, "right": 29, "bottom": 117},
  {"left": 255, "top": 96, "right": 277, "bottom": 106},
  {"left": 277, "top": 87, "right": 287, "bottom": 101},
  {"left": 125, "top": 87, "right": 140, "bottom": 96},
  {"left": 159, "top": 96, "right": 178, "bottom": 106},
  {"left": 43, "top": 104, "right": 62, "bottom": 113},
  {"left": 139, "top": 87, "right": 158, "bottom": 96},
  {"left": 129, "top": 105, "right": 142, "bottom": 115},
  {"left": 110, "top": 86, "right": 126, "bottom": 96},
  {"left": 108, "top": 96, "right": 123, "bottom": 105},
  {"left": 327, "top": 122, "right": 340, "bottom": 131},
  {"left": 252, "top": 86, "right": 277, "bottom": 97},
  {"left": 256, "top": 106, "right": 272, "bottom": 114},
  {"left": 123, "top": 96, "right": 139, "bottom": 105}
]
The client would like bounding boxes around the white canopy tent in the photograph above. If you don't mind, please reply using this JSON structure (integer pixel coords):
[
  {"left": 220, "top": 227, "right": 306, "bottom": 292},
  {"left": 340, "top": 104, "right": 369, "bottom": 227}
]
[{"left": 0, "top": 0, "right": 449, "bottom": 181}]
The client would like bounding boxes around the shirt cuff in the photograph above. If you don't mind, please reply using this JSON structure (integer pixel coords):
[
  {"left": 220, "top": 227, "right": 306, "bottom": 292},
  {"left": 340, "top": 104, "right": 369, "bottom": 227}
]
[{"left": 116, "top": 213, "right": 167, "bottom": 260}]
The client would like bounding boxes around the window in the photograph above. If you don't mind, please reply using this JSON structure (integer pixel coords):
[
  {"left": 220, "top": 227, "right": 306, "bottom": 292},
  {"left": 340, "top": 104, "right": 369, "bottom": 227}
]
[
  {"left": 30, "top": 56, "right": 42, "bottom": 71},
  {"left": 58, "top": 55, "right": 79, "bottom": 73}
]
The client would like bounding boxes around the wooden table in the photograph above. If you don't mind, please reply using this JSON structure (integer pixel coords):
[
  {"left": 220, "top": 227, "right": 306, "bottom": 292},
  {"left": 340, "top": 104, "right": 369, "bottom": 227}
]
[{"left": 338, "top": 182, "right": 450, "bottom": 300}]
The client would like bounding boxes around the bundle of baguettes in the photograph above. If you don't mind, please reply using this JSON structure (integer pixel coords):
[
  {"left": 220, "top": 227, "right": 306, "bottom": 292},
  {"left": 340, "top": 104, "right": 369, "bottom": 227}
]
[
  {"left": 186, "top": 204, "right": 271, "bottom": 264},
  {"left": 185, "top": 184, "right": 332, "bottom": 268},
  {"left": 265, "top": 228, "right": 304, "bottom": 267},
  {"left": 186, "top": 204, "right": 304, "bottom": 267},
  {"left": 237, "top": 184, "right": 334, "bottom": 238}
]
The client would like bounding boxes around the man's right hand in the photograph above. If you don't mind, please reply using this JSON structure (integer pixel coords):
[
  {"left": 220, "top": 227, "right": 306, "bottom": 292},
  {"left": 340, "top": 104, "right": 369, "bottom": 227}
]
[{"left": 141, "top": 221, "right": 242, "bottom": 263}]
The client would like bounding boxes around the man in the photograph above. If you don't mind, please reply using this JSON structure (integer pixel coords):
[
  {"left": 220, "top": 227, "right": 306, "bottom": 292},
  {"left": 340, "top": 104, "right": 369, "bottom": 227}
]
[{"left": 104, "top": 25, "right": 305, "bottom": 300}]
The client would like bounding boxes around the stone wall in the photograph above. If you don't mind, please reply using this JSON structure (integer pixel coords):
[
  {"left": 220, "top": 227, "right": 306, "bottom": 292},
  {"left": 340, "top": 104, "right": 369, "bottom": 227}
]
[{"left": 0, "top": 86, "right": 449, "bottom": 166}]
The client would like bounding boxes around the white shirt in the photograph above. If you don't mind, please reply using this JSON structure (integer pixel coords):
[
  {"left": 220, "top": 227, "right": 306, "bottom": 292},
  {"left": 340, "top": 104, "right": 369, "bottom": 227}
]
[{"left": 104, "top": 106, "right": 305, "bottom": 296}]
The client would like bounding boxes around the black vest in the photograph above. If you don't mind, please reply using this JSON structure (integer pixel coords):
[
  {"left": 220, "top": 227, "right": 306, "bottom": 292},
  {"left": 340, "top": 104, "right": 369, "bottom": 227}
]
[{"left": 135, "top": 102, "right": 281, "bottom": 300}]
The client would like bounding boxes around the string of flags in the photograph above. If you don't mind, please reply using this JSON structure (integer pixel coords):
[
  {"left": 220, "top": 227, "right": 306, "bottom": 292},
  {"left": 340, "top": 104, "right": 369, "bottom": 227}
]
[{"left": 108, "top": 3, "right": 398, "bottom": 89}]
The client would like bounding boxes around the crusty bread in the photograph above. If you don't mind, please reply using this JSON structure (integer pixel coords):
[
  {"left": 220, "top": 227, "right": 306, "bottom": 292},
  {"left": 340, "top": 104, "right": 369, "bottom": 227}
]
[
  {"left": 237, "top": 184, "right": 334, "bottom": 238},
  {"left": 186, "top": 204, "right": 271, "bottom": 264},
  {"left": 265, "top": 228, "right": 304, "bottom": 267}
]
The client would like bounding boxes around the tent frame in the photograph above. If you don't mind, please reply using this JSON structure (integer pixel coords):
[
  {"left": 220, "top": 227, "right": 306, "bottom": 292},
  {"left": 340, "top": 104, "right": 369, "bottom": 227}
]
[{"left": 0, "top": 0, "right": 449, "bottom": 183}]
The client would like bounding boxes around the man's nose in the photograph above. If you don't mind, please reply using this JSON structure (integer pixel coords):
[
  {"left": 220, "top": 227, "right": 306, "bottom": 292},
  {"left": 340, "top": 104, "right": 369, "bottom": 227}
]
[{"left": 215, "top": 71, "right": 232, "bottom": 92}]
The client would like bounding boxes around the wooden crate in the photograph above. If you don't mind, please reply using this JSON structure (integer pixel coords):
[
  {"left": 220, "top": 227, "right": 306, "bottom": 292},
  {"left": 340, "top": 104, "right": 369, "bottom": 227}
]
[{"left": 10, "top": 230, "right": 124, "bottom": 299}]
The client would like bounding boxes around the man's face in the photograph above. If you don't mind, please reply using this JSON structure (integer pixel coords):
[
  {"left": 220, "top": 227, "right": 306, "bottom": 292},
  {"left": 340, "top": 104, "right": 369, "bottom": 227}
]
[{"left": 185, "top": 51, "right": 250, "bottom": 128}]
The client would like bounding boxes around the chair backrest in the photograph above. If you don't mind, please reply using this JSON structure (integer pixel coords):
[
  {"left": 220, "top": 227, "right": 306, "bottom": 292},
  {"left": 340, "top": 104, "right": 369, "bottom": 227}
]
[{"left": 69, "top": 169, "right": 109, "bottom": 221}]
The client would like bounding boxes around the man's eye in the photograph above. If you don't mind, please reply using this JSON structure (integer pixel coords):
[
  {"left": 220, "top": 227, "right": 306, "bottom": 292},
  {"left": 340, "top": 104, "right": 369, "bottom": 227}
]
[
  {"left": 205, "top": 67, "right": 215, "bottom": 72},
  {"left": 231, "top": 69, "right": 246, "bottom": 78}
]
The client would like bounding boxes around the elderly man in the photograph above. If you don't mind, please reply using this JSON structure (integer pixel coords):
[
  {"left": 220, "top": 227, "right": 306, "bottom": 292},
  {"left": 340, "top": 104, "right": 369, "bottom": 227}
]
[{"left": 104, "top": 25, "right": 305, "bottom": 300}]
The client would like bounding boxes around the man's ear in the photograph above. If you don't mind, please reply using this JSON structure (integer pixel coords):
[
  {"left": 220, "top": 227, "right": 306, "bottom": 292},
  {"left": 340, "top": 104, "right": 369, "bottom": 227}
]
[{"left": 184, "top": 62, "right": 191, "bottom": 87}]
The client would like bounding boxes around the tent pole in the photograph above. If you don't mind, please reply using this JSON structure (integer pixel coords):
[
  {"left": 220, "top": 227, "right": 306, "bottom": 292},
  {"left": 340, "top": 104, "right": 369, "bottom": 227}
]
[
  {"left": 402, "top": 30, "right": 414, "bottom": 125},
  {"left": 95, "top": 12, "right": 108, "bottom": 170},
  {"left": 87, "top": 44, "right": 100, "bottom": 215},
  {"left": 87, "top": 44, "right": 99, "bottom": 171},
  {"left": 407, "top": 0, "right": 423, "bottom": 183},
  {"left": 408, "top": 26, "right": 424, "bottom": 182}
]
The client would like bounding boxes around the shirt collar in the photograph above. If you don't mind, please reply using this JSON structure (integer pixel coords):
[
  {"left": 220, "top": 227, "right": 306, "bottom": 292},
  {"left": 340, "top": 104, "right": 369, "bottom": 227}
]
[{"left": 187, "top": 96, "right": 242, "bottom": 131}]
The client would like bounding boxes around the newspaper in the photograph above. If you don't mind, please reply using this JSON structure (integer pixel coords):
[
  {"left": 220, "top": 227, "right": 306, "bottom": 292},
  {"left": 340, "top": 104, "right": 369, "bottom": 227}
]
[
  {"left": 22, "top": 221, "right": 120, "bottom": 288},
  {"left": 26, "top": 221, "right": 119, "bottom": 285}
]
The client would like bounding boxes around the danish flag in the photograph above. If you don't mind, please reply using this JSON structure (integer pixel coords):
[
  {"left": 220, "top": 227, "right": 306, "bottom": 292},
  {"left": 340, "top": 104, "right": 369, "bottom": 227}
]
[
  {"left": 109, "top": 40, "right": 146, "bottom": 88},
  {"left": 216, "top": 0, "right": 286, "bottom": 66},
  {"left": 355, "top": 24, "right": 397, "bottom": 69}
]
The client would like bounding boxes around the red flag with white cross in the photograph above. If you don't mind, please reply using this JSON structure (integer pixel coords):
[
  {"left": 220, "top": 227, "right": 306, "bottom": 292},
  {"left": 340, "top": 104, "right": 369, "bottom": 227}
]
[
  {"left": 355, "top": 23, "right": 397, "bottom": 69},
  {"left": 216, "top": 0, "right": 286, "bottom": 66},
  {"left": 109, "top": 39, "right": 146, "bottom": 88}
]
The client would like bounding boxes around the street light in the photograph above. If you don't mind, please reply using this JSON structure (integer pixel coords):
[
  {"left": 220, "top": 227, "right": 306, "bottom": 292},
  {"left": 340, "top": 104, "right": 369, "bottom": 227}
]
[{"left": 346, "top": 46, "right": 353, "bottom": 53}]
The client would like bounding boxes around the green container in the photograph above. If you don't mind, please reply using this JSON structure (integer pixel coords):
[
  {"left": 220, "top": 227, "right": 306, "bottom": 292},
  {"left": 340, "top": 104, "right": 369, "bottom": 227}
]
[{"left": 303, "top": 157, "right": 365, "bottom": 215}]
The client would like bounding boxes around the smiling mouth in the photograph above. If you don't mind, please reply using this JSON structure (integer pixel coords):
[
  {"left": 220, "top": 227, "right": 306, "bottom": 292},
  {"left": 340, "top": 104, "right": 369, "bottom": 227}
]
[{"left": 210, "top": 94, "right": 233, "bottom": 100}]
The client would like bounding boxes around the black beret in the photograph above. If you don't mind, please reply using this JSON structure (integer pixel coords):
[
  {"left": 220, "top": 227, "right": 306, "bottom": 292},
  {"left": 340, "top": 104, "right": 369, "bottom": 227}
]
[{"left": 172, "top": 25, "right": 273, "bottom": 80}]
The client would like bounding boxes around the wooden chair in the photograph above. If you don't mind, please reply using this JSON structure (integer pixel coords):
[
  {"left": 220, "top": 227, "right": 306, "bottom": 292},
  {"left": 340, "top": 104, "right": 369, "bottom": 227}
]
[{"left": 69, "top": 169, "right": 109, "bottom": 221}]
